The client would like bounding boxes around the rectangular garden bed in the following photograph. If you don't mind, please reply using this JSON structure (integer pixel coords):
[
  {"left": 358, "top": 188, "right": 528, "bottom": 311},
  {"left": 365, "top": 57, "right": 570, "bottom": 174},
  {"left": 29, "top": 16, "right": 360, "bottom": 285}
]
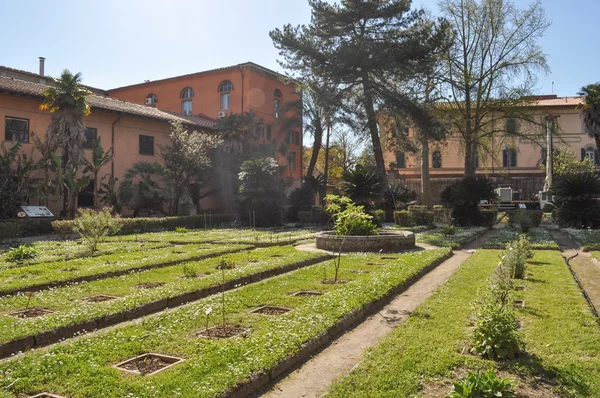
[
  {"left": 563, "top": 228, "right": 600, "bottom": 251},
  {"left": 415, "top": 226, "right": 488, "bottom": 249},
  {"left": 0, "top": 246, "right": 330, "bottom": 355},
  {"left": 0, "top": 248, "right": 450, "bottom": 398},
  {"left": 482, "top": 227, "right": 558, "bottom": 249}
]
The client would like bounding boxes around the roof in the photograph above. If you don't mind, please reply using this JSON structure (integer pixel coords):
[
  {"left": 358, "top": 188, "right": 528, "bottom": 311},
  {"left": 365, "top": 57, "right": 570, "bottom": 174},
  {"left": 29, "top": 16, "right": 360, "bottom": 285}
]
[
  {"left": 0, "top": 65, "right": 109, "bottom": 95},
  {"left": 108, "top": 62, "right": 295, "bottom": 91},
  {"left": 0, "top": 76, "right": 216, "bottom": 129},
  {"left": 531, "top": 96, "right": 583, "bottom": 107}
]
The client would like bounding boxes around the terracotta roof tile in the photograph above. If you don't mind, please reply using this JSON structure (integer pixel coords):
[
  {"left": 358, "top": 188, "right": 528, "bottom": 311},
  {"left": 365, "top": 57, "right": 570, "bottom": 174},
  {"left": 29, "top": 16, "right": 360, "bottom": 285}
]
[{"left": 0, "top": 76, "right": 216, "bottom": 129}]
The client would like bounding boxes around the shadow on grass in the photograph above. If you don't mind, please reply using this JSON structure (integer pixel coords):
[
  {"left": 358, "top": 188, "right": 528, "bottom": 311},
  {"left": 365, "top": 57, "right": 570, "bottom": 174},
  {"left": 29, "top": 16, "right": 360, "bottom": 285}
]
[{"left": 528, "top": 261, "right": 551, "bottom": 266}]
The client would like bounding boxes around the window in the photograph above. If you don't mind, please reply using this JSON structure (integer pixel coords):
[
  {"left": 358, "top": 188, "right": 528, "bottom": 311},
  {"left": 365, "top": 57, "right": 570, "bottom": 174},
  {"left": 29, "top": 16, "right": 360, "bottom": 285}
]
[
  {"left": 287, "top": 151, "right": 297, "bottom": 173},
  {"left": 257, "top": 125, "right": 266, "bottom": 139},
  {"left": 182, "top": 100, "right": 192, "bottom": 115},
  {"left": 286, "top": 131, "right": 292, "bottom": 144},
  {"left": 274, "top": 89, "right": 282, "bottom": 118},
  {"left": 145, "top": 93, "right": 158, "bottom": 106},
  {"left": 5, "top": 117, "right": 29, "bottom": 142},
  {"left": 432, "top": 150, "right": 442, "bottom": 168},
  {"left": 582, "top": 146, "right": 599, "bottom": 166},
  {"left": 83, "top": 127, "right": 97, "bottom": 149},
  {"left": 266, "top": 125, "right": 272, "bottom": 140},
  {"left": 293, "top": 131, "right": 300, "bottom": 145},
  {"left": 220, "top": 93, "right": 230, "bottom": 110},
  {"left": 502, "top": 148, "right": 517, "bottom": 168},
  {"left": 139, "top": 135, "right": 154, "bottom": 155},
  {"left": 181, "top": 87, "right": 194, "bottom": 98},
  {"left": 218, "top": 80, "right": 234, "bottom": 92},
  {"left": 395, "top": 152, "right": 406, "bottom": 168}
]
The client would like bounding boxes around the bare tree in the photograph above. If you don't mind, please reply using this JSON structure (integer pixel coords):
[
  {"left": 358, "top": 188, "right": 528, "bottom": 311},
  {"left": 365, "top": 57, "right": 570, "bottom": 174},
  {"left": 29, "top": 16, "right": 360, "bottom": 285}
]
[{"left": 439, "top": 0, "right": 550, "bottom": 176}]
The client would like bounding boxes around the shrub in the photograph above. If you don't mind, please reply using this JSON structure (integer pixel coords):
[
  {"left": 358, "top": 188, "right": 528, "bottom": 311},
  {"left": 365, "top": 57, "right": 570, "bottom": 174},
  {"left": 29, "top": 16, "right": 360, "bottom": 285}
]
[
  {"left": 507, "top": 209, "right": 543, "bottom": 231},
  {"left": 238, "top": 157, "right": 285, "bottom": 227},
  {"left": 552, "top": 172, "right": 600, "bottom": 228},
  {"left": 503, "top": 236, "right": 532, "bottom": 279},
  {"left": 434, "top": 206, "right": 452, "bottom": 223},
  {"left": 339, "top": 165, "right": 386, "bottom": 210},
  {"left": 449, "top": 370, "right": 516, "bottom": 398},
  {"left": 175, "top": 227, "right": 189, "bottom": 233},
  {"left": 442, "top": 176, "right": 497, "bottom": 226},
  {"left": 441, "top": 224, "right": 455, "bottom": 236},
  {"left": 370, "top": 209, "right": 385, "bottom": 226},
  {"left": 72, "top": 207, "right": 121, "bottom": 252},
  {"left": 394, "top": 210, "right": 412, "bottom": 227},
  {"left": 479, "top": 209, "right": 498, "bottom": 228},
  {"left": 393, "top": 208, "right": 434, "bottom": 227},
  {"left": 382, "top": 183, "right": 415, "bottom": 210},
  {"left": 118, "top": 161, "right": 169, "bottom": 216},
  {"left": 287, "top": 185, "right": 313, "bottom": 222},
  {"left": 325, "top": 195, "right": 378, "bottom": 236},
  {"left": 6, "top": 244, "right": 38, "bottom": 263},
  {"left": 182, "top": 263, "right": 198, "bottom": 278}
]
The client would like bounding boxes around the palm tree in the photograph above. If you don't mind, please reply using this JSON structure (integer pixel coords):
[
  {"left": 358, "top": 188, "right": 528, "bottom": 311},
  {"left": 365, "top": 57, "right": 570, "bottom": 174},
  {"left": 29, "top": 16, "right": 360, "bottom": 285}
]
[
  {"left": 339, "top": 165, "right": 387, "bottom": 210},
  {"left": 578, "top": 83, "right": 600, "bottom": 154},
  {"left": 118, "top": 161, "right": 168, "bottom": 216},
  {"left": 40, "top": 70, "right": 91, "bottom": 217},
  {"left": 238, "top": 157, "right": 284, "bottom": 226}
]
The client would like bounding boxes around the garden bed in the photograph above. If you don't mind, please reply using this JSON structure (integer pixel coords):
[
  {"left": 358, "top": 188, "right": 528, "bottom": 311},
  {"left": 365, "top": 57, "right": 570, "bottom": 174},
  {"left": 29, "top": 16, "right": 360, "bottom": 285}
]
[
  {"left": 315, "top": 230, "right": 415, "bottom": 252},
  {"left": 327, "top": 250, "right": 600, "bottom": 397},
  {"left": 0, "top": 246, "right": 329, "bottom": 355},
  {"left": 414, "top": 226, "right": 488, "bottom": 249},
  {"left": 0, "top": 248, "right": 450, "bottom": 398},
  {"left": 482, "top": 227, "right": 558, "bottom": 249},
  {"left": 563, "top": 228, "right": 600, "bottom": 251},
  {"left": 0, "top": 244, "right": 251, "bottom": 296}
]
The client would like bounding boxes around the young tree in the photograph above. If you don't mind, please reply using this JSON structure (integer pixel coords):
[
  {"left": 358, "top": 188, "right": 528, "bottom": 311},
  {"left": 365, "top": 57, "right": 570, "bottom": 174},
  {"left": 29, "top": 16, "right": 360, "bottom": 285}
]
[
  {"left": 271, "top": 0, "right": 451, "bottom": 177},
  {"left": 0, "top": 142, "right": 38, "bottom": 218},
  {"left": 439, "top": 0, "right": 550, "bottom": 176},
  {"left": 40, "top": 70, "right": 92, "bottom": 217},
  {"left": 160, "top": 121, "right": 222, "bottom": 214},
  {"left": 578, "top": 83, "right": 600, "bottom": 153}
]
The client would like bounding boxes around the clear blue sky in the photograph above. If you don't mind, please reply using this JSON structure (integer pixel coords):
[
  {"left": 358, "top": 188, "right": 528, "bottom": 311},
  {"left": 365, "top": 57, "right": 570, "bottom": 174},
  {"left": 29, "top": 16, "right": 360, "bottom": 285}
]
[{"left": 1, "top": 0, "right": 597, "bottom": 96}]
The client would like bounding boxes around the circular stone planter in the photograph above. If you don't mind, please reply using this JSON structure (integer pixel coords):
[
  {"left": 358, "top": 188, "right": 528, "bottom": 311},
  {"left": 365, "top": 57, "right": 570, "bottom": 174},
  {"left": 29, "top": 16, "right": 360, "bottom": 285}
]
[{"left": 315, "top": 231, "right": 415, "bottom": 253}]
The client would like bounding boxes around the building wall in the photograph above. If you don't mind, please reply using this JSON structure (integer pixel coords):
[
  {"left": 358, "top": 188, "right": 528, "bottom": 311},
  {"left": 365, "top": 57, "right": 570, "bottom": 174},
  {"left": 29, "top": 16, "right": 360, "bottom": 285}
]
[
  {"left": 0, "top": 93, "right": 222, "bottom": 214},
  {"left": 107, "top": 66, "right": 303, "bottom": 183}
]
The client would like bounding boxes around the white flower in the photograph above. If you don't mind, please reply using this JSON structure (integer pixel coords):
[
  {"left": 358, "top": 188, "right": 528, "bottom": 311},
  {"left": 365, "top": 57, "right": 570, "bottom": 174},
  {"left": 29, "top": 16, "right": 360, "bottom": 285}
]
[{"left": 205, "top": 307, "right": 213, "bottom": 315}]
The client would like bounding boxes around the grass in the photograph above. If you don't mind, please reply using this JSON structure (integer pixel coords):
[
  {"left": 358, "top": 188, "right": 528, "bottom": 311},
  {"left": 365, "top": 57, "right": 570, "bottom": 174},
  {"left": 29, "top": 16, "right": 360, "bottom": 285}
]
[
  {"left": 415, "top": 227, "right": 487, "bottom": 249},
  {"left": 0, "top": 240, "right": 168, "bottom": 268},
  {"left": 0, "top": 243, "right": 250, "bottom": 294},
  {"left": 563, "top": 228, "right": 600, "bottom": 251},
  {"left": 483, "top": 227, "right": 558, "bottom": 249},
  {"left": 327, "top": 250, "right": 600, "bottom": 397},
  {"left": 0, "top": 246, "right": 325, "bottom": 345},
  {"left": 0, "top": 248, "right": 450, "bottom": 398}
]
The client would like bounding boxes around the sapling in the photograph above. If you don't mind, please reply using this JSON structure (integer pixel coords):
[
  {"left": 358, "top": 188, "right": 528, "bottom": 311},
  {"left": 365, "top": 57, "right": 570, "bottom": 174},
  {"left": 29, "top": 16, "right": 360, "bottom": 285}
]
[
  {"left": 24, "top": 291, "right": 35, "bottom": 311},
  {"left": 221, "top": 262, "right": 226, "bottom": 328},
  {"left": 205, "top": 307, "right": 212, "bottom": 330}
]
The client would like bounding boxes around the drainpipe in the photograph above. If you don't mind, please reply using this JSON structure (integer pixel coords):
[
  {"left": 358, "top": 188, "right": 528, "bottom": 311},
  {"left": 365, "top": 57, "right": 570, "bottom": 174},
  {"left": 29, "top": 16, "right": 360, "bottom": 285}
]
[
  {"left": 238, "top": 66, "right": 245, "bottom": 114},
  {"left": 111, "top": 113, "right": 124, "bottom": 178}
]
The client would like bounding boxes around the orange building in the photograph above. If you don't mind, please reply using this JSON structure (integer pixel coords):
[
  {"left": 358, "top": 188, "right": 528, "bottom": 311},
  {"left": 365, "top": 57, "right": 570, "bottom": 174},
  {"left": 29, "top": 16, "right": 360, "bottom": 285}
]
[
  {"left": 107, "top": 62, "right": 303, "bottom": 183},
  {"left": 0, "top": 60, "right": 301, "bottom": 216}
]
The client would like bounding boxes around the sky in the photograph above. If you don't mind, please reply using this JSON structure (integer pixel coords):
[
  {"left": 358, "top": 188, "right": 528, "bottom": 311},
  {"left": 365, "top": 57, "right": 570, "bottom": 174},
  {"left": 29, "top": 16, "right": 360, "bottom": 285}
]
[{"left": 1, "top": 0, "right": 598, "bottom": 96}]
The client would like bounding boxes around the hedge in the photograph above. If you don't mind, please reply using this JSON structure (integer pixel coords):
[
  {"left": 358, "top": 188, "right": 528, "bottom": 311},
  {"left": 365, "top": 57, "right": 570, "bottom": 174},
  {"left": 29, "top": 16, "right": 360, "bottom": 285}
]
[
  {"left": 506, "top": 209, "right": 543, "bottom": 227},
  {"left": 297, "top": 207, "right": 329, "bottom": 225},
  {"left": 0, "top": 218, "right": 56, "bottom": 240},
  {"left": 479, "top": 209, "right": 498, "bottom": 228},
  {"left": 394, "top": 209, "right": 434, "bottom": 227},
  {"left": 52, "top": 214, "right": 236, "bottom": 235}
]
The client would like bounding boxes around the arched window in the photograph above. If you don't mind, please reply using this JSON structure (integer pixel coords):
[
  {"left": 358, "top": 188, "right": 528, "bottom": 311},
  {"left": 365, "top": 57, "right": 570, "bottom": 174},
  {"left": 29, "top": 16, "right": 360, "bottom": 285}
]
[
  {"left": 145, "top": 93, "right": 157, "bottom": 106},
  {"left": 432, "top": 150, "right": 442, "bottom": 169},
  {"left": 273, "top": 89, "right": 282, "bottom": 118},
  {"left": 219, "top": 81, "right": 233, "bottom": 110},
  {"left": 181, "top": 87, "right": 194, "bottom": 98}
]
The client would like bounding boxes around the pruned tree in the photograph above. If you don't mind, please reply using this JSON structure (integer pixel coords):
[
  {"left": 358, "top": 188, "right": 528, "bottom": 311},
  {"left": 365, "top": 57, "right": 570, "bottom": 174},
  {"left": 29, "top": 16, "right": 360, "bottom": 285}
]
[
  {"left": 271, "top": 0, "right": 451, "bottom": 177},
  {"left": 439, "top": 0, "right": 550, "bottom": 176}
]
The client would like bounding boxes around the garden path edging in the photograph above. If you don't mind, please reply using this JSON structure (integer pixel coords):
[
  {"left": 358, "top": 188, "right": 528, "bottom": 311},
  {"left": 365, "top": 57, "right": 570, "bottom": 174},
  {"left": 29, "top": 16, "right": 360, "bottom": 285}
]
[
  {"left": 0, "top": 254, "right": 332, "bottom": 359},
  {"left": 218, "top": 250, "right": 455, "bottom": 398}
]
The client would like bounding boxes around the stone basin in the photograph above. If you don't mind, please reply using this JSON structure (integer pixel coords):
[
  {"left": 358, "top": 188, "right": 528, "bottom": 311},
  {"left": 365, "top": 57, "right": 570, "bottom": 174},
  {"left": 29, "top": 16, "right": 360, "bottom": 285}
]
[{"left": 315, "top": 230, "right": 415, "bottom": 253}]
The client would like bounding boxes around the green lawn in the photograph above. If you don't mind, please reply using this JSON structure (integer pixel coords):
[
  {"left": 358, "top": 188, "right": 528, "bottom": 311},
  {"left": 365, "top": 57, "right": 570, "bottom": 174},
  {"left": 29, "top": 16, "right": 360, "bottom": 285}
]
[
  {"left": 415, "top": 227, "right": 487, "bottom": 249},
  {"left": 483, "top": 227, "right": 558, "bottom": 249},
  {"left": 0, "top": 243, "right": 250, "bottom": 294},
  {"left": 0, "top": 245, "right": 325, "bottom": 345},
  {"left": 0, "top": 248, "right": 450, "bottom": 398},
  {"left": 327, "top": 250, "right": 600, "bottom": 397}
]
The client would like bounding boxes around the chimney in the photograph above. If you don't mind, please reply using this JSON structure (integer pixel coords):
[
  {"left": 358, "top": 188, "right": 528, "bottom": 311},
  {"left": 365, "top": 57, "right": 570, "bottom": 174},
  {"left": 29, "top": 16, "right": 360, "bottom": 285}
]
[{"left": 38, "top": 57, "right": 45, "bottom": 77}]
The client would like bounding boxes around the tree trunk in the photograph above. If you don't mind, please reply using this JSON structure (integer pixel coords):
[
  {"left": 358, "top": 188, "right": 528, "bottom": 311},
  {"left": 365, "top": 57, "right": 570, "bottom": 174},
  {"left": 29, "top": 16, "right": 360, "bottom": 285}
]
[
  {"left": 305, "top": 120, "right": 323, "bottom": 179},
  {"left": 321, "top": 122, "right": 331, "bottom": 205},
  {"left": 61, "top": 152, "right": 69, "bottom": 217},
  {"left": 595, "top": 134, "right": 600, "bottom": 162},
  {"left": 420, "top": 136, "right": 431, "bottom": 207},
  {"left": 464, "top": 139, "right": 477, "bottom": 177},
  {"left": 362, "top": 73, "right": 386, "bottom": 177}
]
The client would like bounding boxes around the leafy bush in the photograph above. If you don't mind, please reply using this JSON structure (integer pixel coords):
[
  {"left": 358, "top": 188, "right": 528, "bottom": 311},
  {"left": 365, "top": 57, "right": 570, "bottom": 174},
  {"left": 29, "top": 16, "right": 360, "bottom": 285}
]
[
  {"left": 507, "top": 209, "right": 543, "bottom": 232},
  {"left": 6, "top": 245, "right": 38, "bottom": 262},
  {"left": 442, "top": 176, "right": 497, "bottom": 226},
  {"left": 382, "top": 183, "right": 415, "bottom": 210},
  {"left": 393, "top": 208, "right": 434, "bottom": 227},
  {"left": 238, "top": 157, "right": 285, "bottom": 227},
  {"left": 52, "top": 213, "right": 235, "bottom": 235},
  {"left": 479, "top": 209, "right": 498, "bottom": 228},
  {"left": 370, "top": 209, "right": 385, "bottom": 226},
  {"left": 118, "top": 161, "right": 169, "bottom": 216},
  {"left": 503, "top": 236, "right": 532, "bottom": 279},
  {"left": 449, "top": 370, "right": 515, "bottom": 398},
  {"left": 552, "top": 172, "right": 600, "bottom": 228},
  {"left": 175, "top": 227, "right": 189, "bottom": 233},
  {"left": 72, "top": 207, "right": 121, "bottom": 252},
  {"left": 441, "top": 224, "right": 455, "bottom": 236},
  {"left": 182, "top": 263, "right": 198, "bottom": 278},
  {"left": 325, "top": 195, "right": 378, "bottom": 236},
  {"left": 287, "top": 185, "right": 313, "bottom": 221},
  {"left": 434, "top": 206, "right": 452, "bottom": 223}
]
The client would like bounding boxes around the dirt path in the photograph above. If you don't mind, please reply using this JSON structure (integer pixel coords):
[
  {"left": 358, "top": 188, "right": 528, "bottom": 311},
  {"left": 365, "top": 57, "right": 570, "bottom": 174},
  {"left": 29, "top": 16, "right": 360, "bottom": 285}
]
[
  {"left": 548, "top": 227, "right": 600, "bottom": 317},
  {"left": 256, "top": 250, "right": 471, "bottom": 398}
]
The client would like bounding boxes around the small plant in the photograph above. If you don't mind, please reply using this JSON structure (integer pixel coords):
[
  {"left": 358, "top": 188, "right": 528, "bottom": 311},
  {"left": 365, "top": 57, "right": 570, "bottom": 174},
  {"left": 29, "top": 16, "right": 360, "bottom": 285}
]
[
  {"left": 216, "top": 258, "right": 235, "bottom": 270},
  {"left": 448, "top": 370, "right": 516, "bottom": 398},
  {"left": 441, "top": 224, "right": 456, "bottom": 236},
  {"left": 204, "top": 306, "right": 212, "bottom": 330},
  {"left": 24, "top": 291, "right": 35, "bottom": 311},
  {"left": 175, "top": 227, "right": 189, "bottom": 233},
  {"left": 182, "top": 263, "right": 198, "bottom": 278},
  {"left": 72, "top": 207, "right": 121, "bottom": 252},
  {"left": 325, "top": 195, "right": 378, "bottom": 236},
  {"left": 503, "top": 236, "right": 532, "bottom": 279},
  {"left": 6, "top": 245, "right": 38, "bottom": 263},
  {"left": 512, "top": 209, "right": 533, "bottom": 232}
]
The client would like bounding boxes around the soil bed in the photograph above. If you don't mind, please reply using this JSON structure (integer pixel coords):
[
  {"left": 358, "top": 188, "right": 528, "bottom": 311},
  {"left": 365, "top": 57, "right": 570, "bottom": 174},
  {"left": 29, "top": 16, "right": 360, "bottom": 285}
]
[
  {"left": 114, "top": 353, "right": 184, "bottom": 376},
  {"left": 135, "top": 282, "right": 164, "bottom": 289},
  {"left": 290, "top": 291, "right": 323, "bottom": 297},
  {"left": 250, "top": 305, "right": 292, "bottom": 315},
  {"left": 81, "top": 294, "right": 118, "bottom": 302},
  {"left": 196, "top": 325, "right": 249, "bottom": 339},
  {"left": 321, "top": 279, "right": 350, "bottom": 285},
  {"left": 10, "top": 308, "right": 54, "bottom": 318}
]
